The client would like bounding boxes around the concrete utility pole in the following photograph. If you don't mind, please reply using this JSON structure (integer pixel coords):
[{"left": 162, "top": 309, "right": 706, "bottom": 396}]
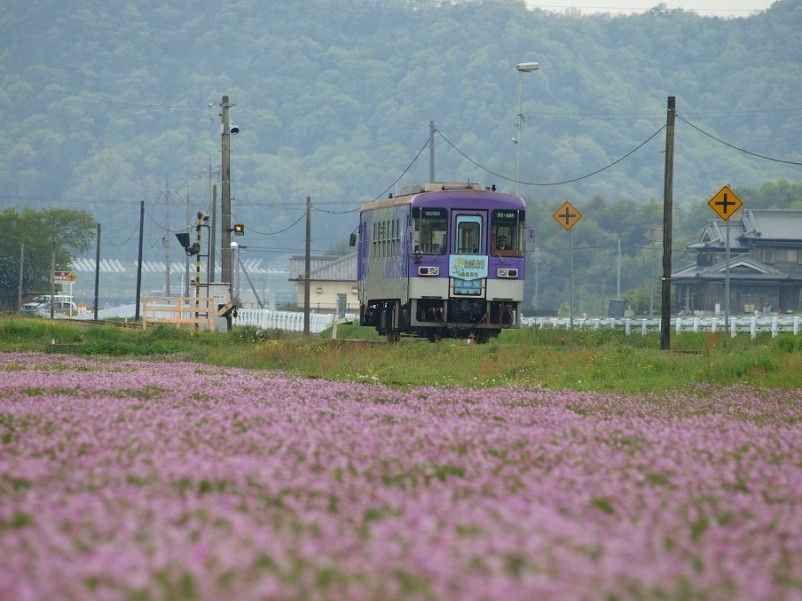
[
  {"left": 209, "top": 161, "right": 217, "bottom": 283},
  {"left": 135, "top": 201, "right": 144, "bottom": 321},
  {"left": 50, "top": 243, "right": 56, "bottom": 319},
  {"left": 220, "top": 95, "right": 233, "bottom": 289},
  {"left": 94, "top": 223, "right": 100, "bottom": 320},
  {"left": 303, "top": 196, "right": 311, "bottom": 336},
  {"left": 164, "top": 180, "right": 171, "bottom": 296},
  {"left": 17, "top": 243, "right": 24, "bottom": 311},
  {"left": 660, "top": 96, "right": 676, "bottom": 351},
  {"left": 429, "top": 120, "right": 436, "bottom": 182},
  {"left": 184, "top": 192, "right": 191, "bottom": 297}
]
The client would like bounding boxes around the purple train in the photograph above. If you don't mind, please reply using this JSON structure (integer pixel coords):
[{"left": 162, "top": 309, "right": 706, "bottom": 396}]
[{"left": 350, "top": 182, "right": 528, "bottom": 342}]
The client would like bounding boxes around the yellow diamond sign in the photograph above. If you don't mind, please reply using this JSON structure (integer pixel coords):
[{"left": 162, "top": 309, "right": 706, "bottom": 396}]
[
  {"left": 708, "top": 185, "right": 743, "bottom": 221},
  {"left": 553, "top": 201, "right": 582, "bottom": 231}
]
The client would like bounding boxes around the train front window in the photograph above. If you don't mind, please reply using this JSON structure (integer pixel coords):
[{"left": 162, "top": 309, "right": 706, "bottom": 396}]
[
  {"left": 492, "top": 209, "right": 525, "bottom": 254},
  {"left": 412, "top": 207, "right": 447, "bottom": 255},
  {"left": 456, "top": 215, "right": 482, "bottom": 254}
]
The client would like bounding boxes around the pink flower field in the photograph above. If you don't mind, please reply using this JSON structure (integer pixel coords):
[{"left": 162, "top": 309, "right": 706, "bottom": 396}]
[{"left": 1, "top": 352, "right": 801, "bottom": 601}]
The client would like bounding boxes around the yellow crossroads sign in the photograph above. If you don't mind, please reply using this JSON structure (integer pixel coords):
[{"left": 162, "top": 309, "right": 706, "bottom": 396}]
[
  {"left": 553, "top": 201, "right": 582, "bottom": 231},
  {"left": 708, "top": 185, "right": 743, "bottom": 221}
]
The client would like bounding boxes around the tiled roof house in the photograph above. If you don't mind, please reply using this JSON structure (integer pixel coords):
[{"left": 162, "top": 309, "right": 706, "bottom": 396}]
[{"left": 672, "top": 210, "right": 802, "bottom": 315}]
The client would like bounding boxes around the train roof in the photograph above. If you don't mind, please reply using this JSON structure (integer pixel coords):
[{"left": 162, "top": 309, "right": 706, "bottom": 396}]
[{"left": 359, "top": 182, "right": 524, "bottom": 212}]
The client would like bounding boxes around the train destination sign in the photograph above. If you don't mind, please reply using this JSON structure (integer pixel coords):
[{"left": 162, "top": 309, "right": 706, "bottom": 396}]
[
  {"left": 449, "top": 255, "right": 488, "bottom": 280},
  {"left": 553, "top": 201, "right": 582, "bottom": 231},
  {"left": 708, "top": 185, "right": 743, "bottom": 221}
]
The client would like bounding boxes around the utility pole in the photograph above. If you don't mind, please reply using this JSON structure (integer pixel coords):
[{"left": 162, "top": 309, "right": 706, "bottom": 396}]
[
  {"left": 50, "top": 243, "right": 56, "bottom": 319},
  {"left": 184, "top": 191, "right": 191, "bottom": 297},
  {"left": 220, "top": 95, "right": 233, "bottom": 290},
  {"left": 164, "top": 179, "right": 171, "bottom": 297},
  {"left": 135, "top": 201, "right": 144, "bottom": 321},
  {"left": 209, "top": 161, "right": 217, "bottom": 283},
  {"left": 94, "top": 223, "right": 100, "bottom": 320},
  {"left": 303, "top": 195, "right": 311, "bottom": 336},
  {"left": 660, "top": 96, "right": 676, "bottom": 351},
  {"left": 17, "top": 243, "right": 24, "bottom": 311},
  {"left": 195, "top": 211, "right": 203, "bottom": 331},
  {"left": 429, "top": 120, "right": 435, "bottom": 182}
]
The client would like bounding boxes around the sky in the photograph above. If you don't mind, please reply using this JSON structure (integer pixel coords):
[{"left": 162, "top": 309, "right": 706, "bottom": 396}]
[{"left": 525, "top": 0, "right": 777, "bottom": 17}]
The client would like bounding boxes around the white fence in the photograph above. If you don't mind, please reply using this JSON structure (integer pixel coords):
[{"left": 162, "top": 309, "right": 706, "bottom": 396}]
[
  {"left": 91, "top": 305, "right": 335, "bottom": 334},
  {"left": 84, "top": 304, "right": 802, "bottom": 338},
  {"left": 524, "top": 315, "right": 802, "bottom": 338},
  {"left": 233, "top": 308, "right": 334, "bottom": 334}
]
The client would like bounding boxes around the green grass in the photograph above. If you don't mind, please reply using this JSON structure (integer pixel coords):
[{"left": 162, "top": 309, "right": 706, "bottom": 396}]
[{"left": 2, "top": 315, "right": 802, "bottom": 392}]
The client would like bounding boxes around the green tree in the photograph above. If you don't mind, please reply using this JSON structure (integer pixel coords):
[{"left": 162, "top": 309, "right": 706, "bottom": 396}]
[{"left": 0, "top": 207, "right": 96, "bottom": 295}]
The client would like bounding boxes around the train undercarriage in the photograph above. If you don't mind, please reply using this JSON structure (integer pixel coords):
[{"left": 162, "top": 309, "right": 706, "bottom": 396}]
[{"left": 361, "top": 298, "right": 518, "bottom": 343}]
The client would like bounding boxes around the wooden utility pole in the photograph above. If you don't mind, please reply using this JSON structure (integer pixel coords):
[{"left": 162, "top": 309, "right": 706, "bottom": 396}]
[{"left": 660, "top": 96, "right": 676, "bottom": 351}]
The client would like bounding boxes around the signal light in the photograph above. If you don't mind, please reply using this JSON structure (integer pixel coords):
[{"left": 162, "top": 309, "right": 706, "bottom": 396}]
[{"left": 233, "top": 224, "right": 245, "bottom": 236}]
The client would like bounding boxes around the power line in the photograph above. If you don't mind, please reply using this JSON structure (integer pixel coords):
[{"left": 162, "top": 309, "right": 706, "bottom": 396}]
[
  {"left": 677, "top": 115, "right": 802, "bottom": 166},
  {"left": 436, "top": 124, "right": 666, "bottom": 187}
]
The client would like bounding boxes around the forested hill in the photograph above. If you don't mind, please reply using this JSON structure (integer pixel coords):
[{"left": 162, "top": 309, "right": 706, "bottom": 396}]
[{"left": 1, "top": 0, "right": 800, "bottom": 261}]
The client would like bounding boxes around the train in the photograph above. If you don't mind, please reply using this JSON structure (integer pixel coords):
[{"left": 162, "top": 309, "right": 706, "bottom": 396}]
[{"left": 350, "top": 182, "right": 529, "bottom": 342}]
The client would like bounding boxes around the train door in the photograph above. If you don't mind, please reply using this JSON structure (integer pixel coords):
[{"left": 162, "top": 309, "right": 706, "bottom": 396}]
[{"left": 453, "top": 212, "right": 486, "bottom": 254}]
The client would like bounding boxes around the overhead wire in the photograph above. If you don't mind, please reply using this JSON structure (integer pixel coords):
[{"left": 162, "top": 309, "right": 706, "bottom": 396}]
[
  {"left": 677, "top": 114, "right": 802, "bottom": 166},
  {"left": 436, "top": 124, "right": 666, "bottom": 187}
]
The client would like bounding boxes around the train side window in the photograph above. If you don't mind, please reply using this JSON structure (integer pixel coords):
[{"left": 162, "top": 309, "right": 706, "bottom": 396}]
[{"left": 413, "top": 208, "right": 447, "bottom": 254}]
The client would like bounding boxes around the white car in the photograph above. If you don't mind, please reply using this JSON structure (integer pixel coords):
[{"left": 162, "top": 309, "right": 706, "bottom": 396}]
[
  {"left": 23, "top": 294, "right": 74, "bottom": 316},
  {"left": 34, "top": 300, "right": 78, "bottom": 318}
]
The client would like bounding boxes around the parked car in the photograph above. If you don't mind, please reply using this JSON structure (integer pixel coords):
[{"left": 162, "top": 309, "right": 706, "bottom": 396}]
[
  {"left": 23, "top": 294, "right": 74, "bottom": 315},
  {"left": 34, "top": 300, "right": 78, "bottom": 318}
]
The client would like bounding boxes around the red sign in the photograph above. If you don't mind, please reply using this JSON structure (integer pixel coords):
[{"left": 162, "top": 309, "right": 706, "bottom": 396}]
[{"left": 54, "top": 271, "right": 76, "bottom": 283}]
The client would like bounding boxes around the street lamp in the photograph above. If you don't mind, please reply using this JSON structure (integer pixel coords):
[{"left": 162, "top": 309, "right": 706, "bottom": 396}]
[{"left": 515, "top": 61, "right": 539, "bottom": 197}]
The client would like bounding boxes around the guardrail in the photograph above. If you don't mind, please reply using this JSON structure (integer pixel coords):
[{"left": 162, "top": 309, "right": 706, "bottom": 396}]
[{"left": 523, "top": 315, "right": 802, "bottom": 338}]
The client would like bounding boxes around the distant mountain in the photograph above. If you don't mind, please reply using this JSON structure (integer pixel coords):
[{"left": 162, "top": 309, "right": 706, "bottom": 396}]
[{"left": 1, "top": 0, "right": 800, "bottom": 270}]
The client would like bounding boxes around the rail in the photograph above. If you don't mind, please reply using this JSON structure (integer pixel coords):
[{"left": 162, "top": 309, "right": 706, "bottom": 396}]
[{"left": 524, "top": 315, "right": 802, "bottom": 338}]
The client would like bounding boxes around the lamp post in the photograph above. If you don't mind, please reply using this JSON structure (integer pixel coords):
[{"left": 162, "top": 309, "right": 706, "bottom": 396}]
[{"left": 515, "top": 61, "right": 539, "bottom": 198}]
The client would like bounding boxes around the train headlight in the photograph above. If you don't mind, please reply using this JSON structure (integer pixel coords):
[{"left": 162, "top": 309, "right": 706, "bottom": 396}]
[
  {"left": 497, "top": 268, "right": 518, "bottom": 278},
  {"left": 418, "top": 266, "right": 440, "bottom": 276}
]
